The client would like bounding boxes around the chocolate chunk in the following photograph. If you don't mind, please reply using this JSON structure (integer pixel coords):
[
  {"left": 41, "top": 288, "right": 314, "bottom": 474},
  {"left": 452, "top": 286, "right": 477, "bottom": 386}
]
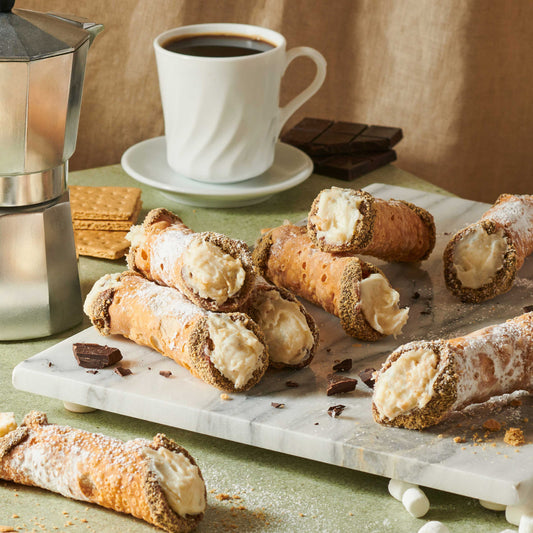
[
  {"left": 327, "top": 374, "right": 357, "bottom": 396},
  {"left": 86, "top": 370, "right": 99, "bottom": 375},
  {"left": 271, "top": 402, "right": 285, "bottom": 409},
  {"left": 332, "top": 358, "right": 352, "bottom": 372},
  {"left": 313, "top": 150, "right": 397, "bottom": 181},
  {"left": 359, "top": 368, "right": 376, "bottom": 389},
  {"left": 72, "top": 343, "right": 122, "bottom": 369},
  {"left": 282, "top": 118, "right": 402, "bottom": 156},
  {"left": 159, "top": 370, "right": 172, "bottom": 378},
  {"left": 524, "top": 304, "right": 533, "bottom": 313},
  {"left": 412, "top": 291, "right": 420, "bottom": 300},
  {"left": 327, "top": 404, "right": 346, "bottom": 418},
  {"left": 114, "top": 366, "right": 132, "bottom": 377},
  {"left": 286, "top": 380, "right": 299, "bottom": 388}
]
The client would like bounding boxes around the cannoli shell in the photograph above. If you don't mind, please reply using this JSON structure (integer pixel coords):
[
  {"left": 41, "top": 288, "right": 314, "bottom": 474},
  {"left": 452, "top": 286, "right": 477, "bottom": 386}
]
[
  {"left": 127, "top": 208, "right": 256, "bottom": 312},
  {"left": 372, "top": 312, "right": 533, "bottom": 429},
  {"left": 0, "top": 412, "right": 204, "bottom": 533},
  {"left": 443, "top": 193, "right": 533, "bottom": 303},
  {"left": 307, "top": 189, "right": 436, "bottom": 262},
  {"left": 253, "top": 224, "right": 384, "bottom": 341},
  {"left": 85, "top": 271, "right": 268, "bottom": 392},
  {"left": 243, "top": 279, "right": 319, "bottom": 369}
]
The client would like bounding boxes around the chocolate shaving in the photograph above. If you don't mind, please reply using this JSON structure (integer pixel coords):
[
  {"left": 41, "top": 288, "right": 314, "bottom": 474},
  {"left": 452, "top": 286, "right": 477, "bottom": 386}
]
[
  {"left": 86, "top": 370, "right": 99, "bottom": 375},
  {"left": 358, "top": 368, "right": 376, "bottom": 389},
  {"left": 159, "top": 370, "right": 172, "bottom": 378},
  {"left": 332, "top": 358, "right": 352, "bottom": 372},
  {"left": 72, "top": 342, "right": 122, "bottom": 369},
  {"left": 327, "top": 374, "right": 357, "bottom": 396},
  {"left": 271, "top": 402, "right": 285, "bottom": 409},
  {"left": 523, "top": 304, "right": 533, "bottom": 313},
  {"left": 412, "top": 291, "right": 420, "bottom": 300},
  {"left": 114, "top": 366, "right": 132, "bottom": 377},
  {"left": 327, "top": 404, "right": 346, "bottom": 418},
  {"left": 285, "top": 380, "right": 299, "bottom": 388}
]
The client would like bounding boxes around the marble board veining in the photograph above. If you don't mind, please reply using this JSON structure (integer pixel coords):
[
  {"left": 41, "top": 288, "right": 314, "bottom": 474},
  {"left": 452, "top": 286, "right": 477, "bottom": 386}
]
[{"left": 12, "top": 184, "right": 533, "bottom": 507}]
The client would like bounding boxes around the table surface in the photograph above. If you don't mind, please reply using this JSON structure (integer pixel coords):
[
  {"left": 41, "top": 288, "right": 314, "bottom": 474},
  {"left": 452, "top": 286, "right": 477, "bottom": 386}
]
[{"left": 0, "top": 163, "right": 517, "bottom": 532}]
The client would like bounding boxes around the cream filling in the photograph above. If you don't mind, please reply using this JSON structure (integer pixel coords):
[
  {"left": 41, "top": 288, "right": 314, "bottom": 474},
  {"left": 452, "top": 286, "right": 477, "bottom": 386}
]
[
  {"left": 0, "top": 412, "right": 17, "bottom": 437},
  {"left": 309, "top": 187, "right": 362, "bottom": 245},
  {"left": 453, "top": 226, "right": 507, "bottom": 289},
  {"left": 253, "top": 290, "right": 314, "bottom": 365},
  {"left": 206, "top": 314, "right": 263, "bottom": 388},
  {"left": 359, "top": 273, "right": 409, "bottom": 336},
  {"left": 373, "top": 348, "right": 439, "bottom": 420},
  {"left": 143, "top": 446, "right": 206, "bottom": 517},
  {"left": 182, "top": 239, "right": 245, "bottom": 305}
]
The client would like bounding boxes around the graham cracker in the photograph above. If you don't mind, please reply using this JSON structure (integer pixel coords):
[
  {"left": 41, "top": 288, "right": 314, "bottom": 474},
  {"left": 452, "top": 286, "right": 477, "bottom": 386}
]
[
  {"left": 72, "top": 198, "right": 142, "bottom": 230},
  {"left": 70, "top": 186, "right": 142, "bottom": 221},
  {"left": 73, "top": 229, "right": 130, "bottom": 260}
]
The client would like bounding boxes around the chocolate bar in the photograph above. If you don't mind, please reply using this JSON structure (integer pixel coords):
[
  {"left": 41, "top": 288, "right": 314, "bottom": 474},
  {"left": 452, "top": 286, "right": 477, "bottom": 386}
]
[
  {"left": 313, "top": 150, "right": 397, "bottom": 181},
  {"left": 281, "top": 118, "right": 402, "bottom": 156},
  {"left": 72, "top": 342, "right": 122, "bottom": 368}
]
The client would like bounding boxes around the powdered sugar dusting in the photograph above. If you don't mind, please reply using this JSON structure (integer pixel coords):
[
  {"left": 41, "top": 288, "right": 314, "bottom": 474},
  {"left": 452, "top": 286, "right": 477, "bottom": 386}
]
[
  {"left": 149, "top": 230, "right": 195, "bottom": 286},
  {"left": 485, "top": 195, "right": 533, "bottom": 260},
  {"left": 452, "top": 315, "right": 533, "bottom": 409}
]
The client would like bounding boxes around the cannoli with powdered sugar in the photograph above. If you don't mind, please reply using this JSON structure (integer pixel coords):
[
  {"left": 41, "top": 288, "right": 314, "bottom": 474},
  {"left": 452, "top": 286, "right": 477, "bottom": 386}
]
[
  {"left": 372, "top": 312, "right": 533, "bottom": 429},
  {"left": 307, "top": 187, "right": 435, "bottom": 261},
  {"left": 242, "top": 278, "right": 319, "bottom": 369},
  {"left": 84, "top": 271, "right": 269, "bottom": 392},
  {"left": 127, "top": 208, "right": 256, "bottom": 312},
  {"left": 253, "top": 223, "right": 409, "bottom": 341},
  {"left": 443, "top": 193, "right": 533, "bottom": 303},
  {"left": 0, "top": 411, "right": 206, "bottom": 533}
]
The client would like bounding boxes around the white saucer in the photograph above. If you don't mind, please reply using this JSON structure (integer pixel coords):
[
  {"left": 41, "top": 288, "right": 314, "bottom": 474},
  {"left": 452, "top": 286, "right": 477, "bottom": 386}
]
[{"left": 121, "top": 136, "right": 313, "bottom": 208}]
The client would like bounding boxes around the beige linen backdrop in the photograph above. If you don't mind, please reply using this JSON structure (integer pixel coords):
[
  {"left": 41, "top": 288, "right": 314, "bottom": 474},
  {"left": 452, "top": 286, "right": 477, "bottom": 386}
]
[{"left": 15, "top": 0, "right": 533, "bottom": 202}]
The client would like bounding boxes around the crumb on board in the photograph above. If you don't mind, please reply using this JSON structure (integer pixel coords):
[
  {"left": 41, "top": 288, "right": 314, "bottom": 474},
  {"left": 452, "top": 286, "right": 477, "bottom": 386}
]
[
  {"left": 504, "top": 427, "right": 526, "bottom": 446},
  {"left": 220, "top": 393, "right": 231, "bottom": 401}
]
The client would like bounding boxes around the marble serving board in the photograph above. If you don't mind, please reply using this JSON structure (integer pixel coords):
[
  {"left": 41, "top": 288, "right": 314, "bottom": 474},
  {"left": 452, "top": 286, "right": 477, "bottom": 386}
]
[{"left": 13, "top": 183, "right": 533, "bottom": 507}]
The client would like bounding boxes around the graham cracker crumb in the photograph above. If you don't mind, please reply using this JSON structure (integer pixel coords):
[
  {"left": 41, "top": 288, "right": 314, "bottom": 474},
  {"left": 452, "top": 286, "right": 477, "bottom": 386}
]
[
  {"left": 220, "top": 393, "right": 231, "bottom": 401},
  {"left": 504, "top": 427, "right": 525, "bottom": 446},
  {"left": 454, "top": 436, "right": 465, "bottom": 443},
  {"left": 483, "top": 418, "right": 501, "bottom": 432},
  {"left": 0, "top": 526, "right": 17, "bottom": 532},
  {"left": 216, "top": 493, "right": 231, "bottom": 501},
  {"left": 510, "top": 399, "right": 522, "bottom": 407}
]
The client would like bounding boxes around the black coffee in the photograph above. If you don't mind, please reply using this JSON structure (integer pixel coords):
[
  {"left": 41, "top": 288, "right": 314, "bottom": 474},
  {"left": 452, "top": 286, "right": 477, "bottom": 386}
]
[{"left": 162, "top": 33, "right": 275, "bottom": 57}]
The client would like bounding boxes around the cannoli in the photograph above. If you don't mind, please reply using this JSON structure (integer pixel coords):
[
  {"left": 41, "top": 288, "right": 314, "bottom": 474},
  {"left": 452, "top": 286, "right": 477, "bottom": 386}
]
[
  {"left": 372, "top": 312, "right": 533, "bottom": 430},
  {"left": 242, "top": 278, "right": 319, "bottom": 369},
  {"left": 84, "top": 271, "right": 269, "bottom": 392},
  {"left": 443, "top": 193, "right": 533, "bottom": 303},
  {"left": 253, "top": 223, "right": 409, "bottom": 341},
  {"left": 127, "top": 208, "right": 256, "bottom": 312},
  {"left": 0, "top": 411, "right": 205, "bottom": 533},
  {"left": 307, "top": 187, "right": 436, "bottom": 261}
]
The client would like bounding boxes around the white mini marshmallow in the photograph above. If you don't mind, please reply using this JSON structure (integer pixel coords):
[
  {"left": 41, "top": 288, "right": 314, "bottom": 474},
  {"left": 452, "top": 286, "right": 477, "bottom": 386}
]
[
  {"left": 402, "top": 487, "right": 430, "bottom": 518},
  {"left": 507, "top": 505, "right": 530, "bottom": 526},
  {"left": 519, "top": 513, "right": 533, "bottom": 533},
  {"left": 417, "top": 521, "right": 451, "bottom": 533},
  {"left": 388, "top": 478, "right": 418, "bottom": 501},
  {"left": 479, "top": 499, "right": 507, "bottom": 511}
]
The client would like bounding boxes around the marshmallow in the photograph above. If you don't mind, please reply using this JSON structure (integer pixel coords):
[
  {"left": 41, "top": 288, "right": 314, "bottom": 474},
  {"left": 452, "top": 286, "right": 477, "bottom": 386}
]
[
  {"left": 507, "top": 505, "right": 530, "bottom": 526},
  {"left": 479, "top": 499, "right": 507, "bottom": 511},
  {"left": 402, "top": 487, "right": 430, "bottom": 518},
  {"left": 520, "top": 513, "right": 533, "bottom": 533},
  {"left": 417, "top": 521, "right": 451, "bottom": 533},
  {"left": 388, "top": 478, "right": 417, "bottom": 501}
]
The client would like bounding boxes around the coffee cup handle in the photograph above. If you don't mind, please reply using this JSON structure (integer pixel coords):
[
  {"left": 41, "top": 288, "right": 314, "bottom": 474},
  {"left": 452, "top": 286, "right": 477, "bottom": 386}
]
[{"left": 278, "top": 46, "right": 327, "bottom": 134}]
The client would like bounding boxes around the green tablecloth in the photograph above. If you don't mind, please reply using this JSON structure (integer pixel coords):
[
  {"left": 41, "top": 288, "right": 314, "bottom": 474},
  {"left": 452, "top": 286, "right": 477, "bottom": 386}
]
[{"left": 0, "top": 163, "right": 512, "bottom": 532}]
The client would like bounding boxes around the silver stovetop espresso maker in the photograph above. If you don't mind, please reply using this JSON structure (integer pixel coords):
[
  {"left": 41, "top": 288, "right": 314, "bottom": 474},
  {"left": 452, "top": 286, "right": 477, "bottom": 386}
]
[{"left": 0, "top": 0, "right": 102, "bottom": 340}]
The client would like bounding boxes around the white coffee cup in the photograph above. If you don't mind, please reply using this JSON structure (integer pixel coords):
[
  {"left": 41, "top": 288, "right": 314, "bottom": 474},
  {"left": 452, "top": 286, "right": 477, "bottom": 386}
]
[{"left": 154, "top": 23, "right": 326, "bottom": 183}]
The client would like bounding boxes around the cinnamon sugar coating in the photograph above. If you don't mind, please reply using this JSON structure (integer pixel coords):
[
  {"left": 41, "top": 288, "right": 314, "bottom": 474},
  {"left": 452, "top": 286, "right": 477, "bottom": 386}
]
[
  {"left": 307, "top": 189, "right": 436, "bottom": 262},
  {"left": 0, "top": 412, "right": 205, "bottom": 533}
]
